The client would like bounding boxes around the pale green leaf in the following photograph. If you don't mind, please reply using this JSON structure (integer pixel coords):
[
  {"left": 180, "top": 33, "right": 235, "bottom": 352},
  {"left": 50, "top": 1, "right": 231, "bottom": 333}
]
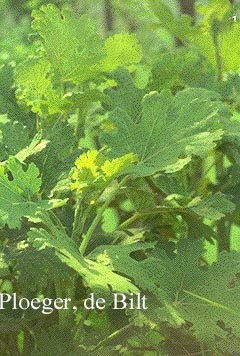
[
  {"left": 32, "top": 5, "right": 105, "bottom": 84},
  {"left": 100, "top": 33, "right": 142, "bottom": 72},
  {"left": 15, "top": 131, "right": 49, "bottom": 163},
  {"left": 14, "top": 57, "right": 64, "bottom": 115}
]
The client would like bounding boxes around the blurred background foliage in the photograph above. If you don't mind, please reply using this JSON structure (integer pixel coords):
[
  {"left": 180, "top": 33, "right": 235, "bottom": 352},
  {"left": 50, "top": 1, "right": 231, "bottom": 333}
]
[{"left": 0, "top": 0, "right": 197, "bottom": 65}]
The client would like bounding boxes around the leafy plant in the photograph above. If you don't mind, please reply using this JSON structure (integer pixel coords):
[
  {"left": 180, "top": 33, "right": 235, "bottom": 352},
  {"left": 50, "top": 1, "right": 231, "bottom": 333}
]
[{"left": 1, "top": 1, "right": 240, "bottom": 355}]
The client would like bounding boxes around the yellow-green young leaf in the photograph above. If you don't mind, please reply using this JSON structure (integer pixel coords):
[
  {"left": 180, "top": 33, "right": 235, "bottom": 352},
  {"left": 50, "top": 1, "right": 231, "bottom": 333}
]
[
  {"left": 70, "top": 150, "right": 105, "bottom": 193},
  {"left": 14, "top": 57, "right": 64, "bottom": 115},
  {"left": 32, "top": 4, "right": 105, "bottom": 84},
  {"left": 101, "top": 154, "right": 138, "bottom": 178},
  {"left": 100, "top": 33, "right": 143, "bottom": 72},
  {"left": 70, "top": 150, "right": 137, "bottom": 194}
]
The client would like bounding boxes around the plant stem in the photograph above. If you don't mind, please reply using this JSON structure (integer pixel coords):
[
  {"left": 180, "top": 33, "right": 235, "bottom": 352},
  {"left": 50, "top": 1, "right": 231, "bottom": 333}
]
[
  {"left": 79, "top": 175, "right": 129, "bottom": 255},
  {"left": 47, "top": 210, "right": 66, "bottom": 235},
  {"left": 212, "top": 19, "right": 222, "bottom": 82},
  {"left": 55, "top": 281, "right": 67, "bottom": 327},
  {"left": 72, "top": 198, "right": 84, "bottom": 239},
  {"left": 55, "top": 278, "right": 75, "bottom": 328},
  {"left": 218, "top": 219, "right": 231, "bottom": 252},
  {"left": 89, "top": 324, "right": 132, "bottom": 353},
  {"left": 74, "top": 107, "right": 87, "bottom": 150},
  {"left": 119, "top": 213, "right": 139, "bottom": 229},
  {"left": 52, "top": 113, "right": 65, "bottom": 131},
  {"left": 73, "top": 307, "right": 90, "bottom": 342},
  {"left": 144, "top": 176, "right": 167, "bottom": 198},
  {"left": 104, "top": 0, "right": 113, "bottom": 34},
  {"left": 118, "top": 206, "right": 196, "bottom": 231},
  {"left": 215, "top": 151, "right": 231, "bottom": 252},
  {"left": 200, "top": 342, "right": 206, "bottom": 356}
]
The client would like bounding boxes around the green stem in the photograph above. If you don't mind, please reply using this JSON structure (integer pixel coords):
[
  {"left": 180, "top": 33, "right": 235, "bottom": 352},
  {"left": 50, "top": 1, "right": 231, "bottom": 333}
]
[
  {"left": 200, "top": 342, "right": 206, "bottom": 356},
  {"left": 77, "top": 208, "right": 92, "bottom": 243},
  {"left": 47, "top": 210, "right": 66, "bottom": 235},
  {"left": 22, "top": 332, "right": 33, "bottom": 356},
  {"left": 55, "top": 281, "right": 67, "bottom": 327},
  {"left": 71, "top": 198, "right": 83, "bottom": 239},
  {"left": 118, "top": 206, "right": 197, "bottom": 231},
  {"left": 144, "top": 176, "right": 167, "bottom": 198},
  {"left": 215, "top": 151, "right": 231, "bottom": 252},
  {"left": 55, "top": 277, "right": 75, "bottom": 328},
  {"left": 79, "top": 175, "right": 129, "bottom": 255},
  {"left": 212, "top": 19, "right": 222, "bottom": 82},
  {"left": 52, "top": 112, "right": 65, "bottom": 131},
  {"left": 74, "top": 107, "right": 87, "bottom": 150},
  {"left": 183, "top": 289, "right": 240, "bottom": 317},
  {"left": 36, "top": 114, "right": 41, "bottom": 132},
  {"left": 218, "top": 219, "right": 231, "bottom": 252},
  {"left": 73, "top": 307, "right": 90, "bottom": 342},
  {"left": 89, "top": 324, "right": 132, "bottom": 353},
  {"left": 119, "top": 213, "right": 139, "bottom": 229},
  {"left": 72, "top": 201, "right": 93, "bottom": 241}
]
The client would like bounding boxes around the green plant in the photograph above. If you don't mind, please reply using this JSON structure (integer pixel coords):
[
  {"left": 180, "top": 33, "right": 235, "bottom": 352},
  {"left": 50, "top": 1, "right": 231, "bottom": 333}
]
[{"left": 1, "top": 1, "right": 240, "bottom": 355}]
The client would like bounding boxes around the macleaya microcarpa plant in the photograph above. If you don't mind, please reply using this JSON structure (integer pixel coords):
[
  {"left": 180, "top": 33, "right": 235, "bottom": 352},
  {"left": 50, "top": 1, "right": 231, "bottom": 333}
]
[{"left": 0, "top": 1, "right": 240, "bottom": 355}]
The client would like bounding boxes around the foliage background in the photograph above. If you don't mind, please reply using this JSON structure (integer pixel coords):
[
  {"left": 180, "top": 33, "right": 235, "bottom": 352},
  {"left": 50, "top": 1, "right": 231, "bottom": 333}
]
[{"left": 1, "top": 0, "right": 240, "bottom": 355}]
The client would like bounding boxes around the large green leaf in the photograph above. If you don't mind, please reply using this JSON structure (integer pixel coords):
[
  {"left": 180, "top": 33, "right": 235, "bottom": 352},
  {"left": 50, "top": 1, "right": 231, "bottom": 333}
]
[
  {"left": 89, "top": 240, "right": 240, "bottom": 350},
  {"left": 105, "top": 69, "right": 146, "bottom": 122},
  {"left": 28, "top": 212, "right": 139, "bottom": 295},
  {"left": 32, "top": 5, "right": 105, "bottom": 84},
  {"left": 102, "top": 88, "right": 226, "bottom": 176},
  {"left": 31, "top": 4, "right": 143, "bottom": 86},
  {"left": 89, "top": 243, "right": 158, "bottom": 294}
]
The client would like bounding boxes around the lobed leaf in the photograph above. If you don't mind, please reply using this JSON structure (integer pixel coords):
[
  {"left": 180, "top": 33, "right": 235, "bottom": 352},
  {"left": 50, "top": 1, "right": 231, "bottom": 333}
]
[
  {"left": 90, "top": 239, "right": 240, "bottom": 348},
  {"left": 102, "top": 88, "right": 226, "bottom": 176},
  {"left": 0, "top": 157, "right": 63, "bottom": 228}
]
